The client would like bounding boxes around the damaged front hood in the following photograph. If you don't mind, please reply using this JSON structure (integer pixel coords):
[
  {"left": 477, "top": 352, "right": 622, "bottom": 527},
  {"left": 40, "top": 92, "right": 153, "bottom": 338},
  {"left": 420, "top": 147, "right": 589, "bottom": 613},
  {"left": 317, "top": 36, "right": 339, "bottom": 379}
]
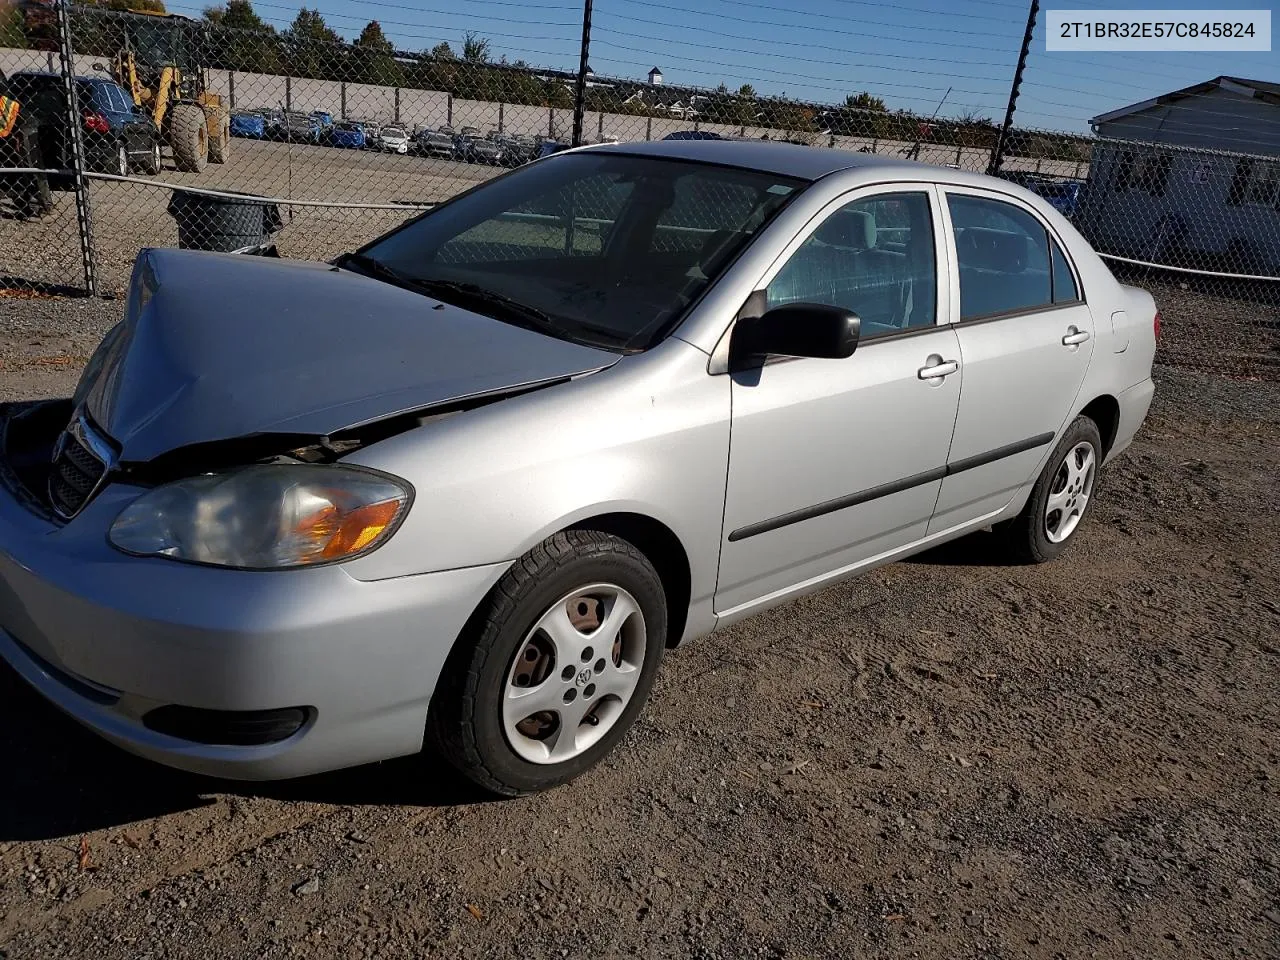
[{"left": 78, "top": 248, "right": 621, "bottom": 462}]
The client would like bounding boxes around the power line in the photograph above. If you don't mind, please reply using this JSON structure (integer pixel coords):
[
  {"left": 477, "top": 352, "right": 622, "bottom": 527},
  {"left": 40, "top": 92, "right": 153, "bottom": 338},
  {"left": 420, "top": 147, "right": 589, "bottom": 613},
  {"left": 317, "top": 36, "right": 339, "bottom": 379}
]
[
  {"left": 594, "top": 24, "right": 1017, "bottom": 73},
  {"left": 596, "top": 8, "right": 1019, "bottom": 52},
  {"left": 605, "top": 0, "right": 1022, "bottom": 38}
]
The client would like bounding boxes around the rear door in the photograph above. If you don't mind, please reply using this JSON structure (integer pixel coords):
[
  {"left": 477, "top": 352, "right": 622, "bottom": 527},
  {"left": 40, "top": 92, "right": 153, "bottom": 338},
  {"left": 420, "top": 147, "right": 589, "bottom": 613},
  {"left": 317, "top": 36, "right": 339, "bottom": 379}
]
[{"left": 929, "top": 187, "right": 1094, "bottom": 532}]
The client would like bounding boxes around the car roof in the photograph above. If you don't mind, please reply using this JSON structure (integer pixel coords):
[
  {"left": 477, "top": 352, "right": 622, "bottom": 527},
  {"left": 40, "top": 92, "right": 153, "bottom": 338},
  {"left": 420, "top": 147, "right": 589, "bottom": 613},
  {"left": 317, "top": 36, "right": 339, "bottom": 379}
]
[{"left": 581, "top": 138, "right": 966, "bottom": 183}]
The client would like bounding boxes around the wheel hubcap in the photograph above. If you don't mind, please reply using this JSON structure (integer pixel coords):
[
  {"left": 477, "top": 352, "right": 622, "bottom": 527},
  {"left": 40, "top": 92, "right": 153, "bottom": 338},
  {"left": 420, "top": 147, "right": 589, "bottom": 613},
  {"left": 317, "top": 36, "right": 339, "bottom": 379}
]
[
  {"left": 1045, "top": 441, "right": 1096, "bottom": 543},
  {"left": 503, "top": 583, "right": 646, "bottom": 765},
  {"left": 118, "top": 145, "right": 128, "bottom": 175}
]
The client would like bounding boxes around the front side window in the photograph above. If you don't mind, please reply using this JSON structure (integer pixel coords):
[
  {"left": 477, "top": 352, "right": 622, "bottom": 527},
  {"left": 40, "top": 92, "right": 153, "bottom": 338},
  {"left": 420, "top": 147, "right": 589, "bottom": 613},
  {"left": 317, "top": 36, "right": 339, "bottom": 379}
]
[
  {"left": 948, "top": 193, "right": 1052, "bottom": 320},
  {"left": 361, "top": 153, "right": 803, "bottom": 350},
  {"left": 765, "top": 192, "right": 937, "bottom": 338}
]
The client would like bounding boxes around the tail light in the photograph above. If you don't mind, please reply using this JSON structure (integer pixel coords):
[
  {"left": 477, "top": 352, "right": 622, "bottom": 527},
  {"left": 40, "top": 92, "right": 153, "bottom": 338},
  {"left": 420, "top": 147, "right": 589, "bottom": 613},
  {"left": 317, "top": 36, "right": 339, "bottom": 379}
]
[
  {"left": 82, "top": 110, "right": 109, "bottom": 134},
  {"left": 1153, "top": 310, "right": 1162, "bottom": 342}
]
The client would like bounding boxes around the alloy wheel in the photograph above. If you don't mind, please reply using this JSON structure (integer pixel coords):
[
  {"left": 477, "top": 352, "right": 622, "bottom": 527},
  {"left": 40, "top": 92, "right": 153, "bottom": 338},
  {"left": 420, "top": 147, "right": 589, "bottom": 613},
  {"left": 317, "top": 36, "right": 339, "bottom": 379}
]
[
  {"left": 502, "top": 583, "right": 647, "bottom": 764},
  {"left": 1045, "top": 441, "right": 1096, "bottom": 543}
]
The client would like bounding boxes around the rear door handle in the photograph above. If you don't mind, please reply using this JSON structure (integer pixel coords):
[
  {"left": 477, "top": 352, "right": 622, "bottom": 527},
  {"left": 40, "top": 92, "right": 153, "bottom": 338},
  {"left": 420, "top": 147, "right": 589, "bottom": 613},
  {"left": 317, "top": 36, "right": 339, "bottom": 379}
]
[
  {"left": 918, "top": 360, "right": 959, "bottom": 380},
  {"left": 1062, "top": 327, "right": 1091, "bottom": 346}
]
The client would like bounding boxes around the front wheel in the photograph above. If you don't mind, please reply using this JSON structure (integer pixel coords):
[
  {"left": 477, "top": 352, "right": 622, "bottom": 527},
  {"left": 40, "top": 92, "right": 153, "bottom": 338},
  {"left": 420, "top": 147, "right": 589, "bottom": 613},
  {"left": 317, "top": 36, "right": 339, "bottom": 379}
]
[
  {"left": 1000, "top": 415, "right": 1102, "bottom": 564},
  {"left": 428, "top": 530, "right": 667, "bottom": 796}
]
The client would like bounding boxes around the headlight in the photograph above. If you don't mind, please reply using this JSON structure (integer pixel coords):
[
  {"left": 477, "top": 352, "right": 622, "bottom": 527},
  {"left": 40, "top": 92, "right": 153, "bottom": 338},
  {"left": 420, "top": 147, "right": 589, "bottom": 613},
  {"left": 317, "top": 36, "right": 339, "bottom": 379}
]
[{"left": 109, "top": 464, "right": 411, "bottom": 569}]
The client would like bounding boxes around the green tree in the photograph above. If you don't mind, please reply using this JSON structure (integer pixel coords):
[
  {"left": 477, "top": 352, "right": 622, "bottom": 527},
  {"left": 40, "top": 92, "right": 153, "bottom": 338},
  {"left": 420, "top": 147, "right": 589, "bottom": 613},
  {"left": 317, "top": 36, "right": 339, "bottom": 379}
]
[
  {"left": 429, "top": 40, "right": 454, "bottom": 60},
  {"left": 203, "top": 0, "right": 282, "bottom": 74},
  {"left": 352, "top": 19, "right": 403, "bottom": 85},
  {"left": 461, "top": 31, "right": 489, "bottom": 63},
  {"left": 284, "top": 7, "right": 342, "bottom": 80},
  {"left": 844, "top": 91, "right": 886, "bottom": 112},
  {"left": 737, "top": 84, "right": 755, "bottom": 98}
]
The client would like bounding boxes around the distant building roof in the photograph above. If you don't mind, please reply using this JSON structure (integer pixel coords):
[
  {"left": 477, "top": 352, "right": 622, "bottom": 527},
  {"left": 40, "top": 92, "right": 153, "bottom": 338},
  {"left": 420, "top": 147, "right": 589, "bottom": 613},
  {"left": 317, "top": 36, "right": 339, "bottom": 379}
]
[{"left": 1091, "top": 76, "right": 1280, "bottom": 126}]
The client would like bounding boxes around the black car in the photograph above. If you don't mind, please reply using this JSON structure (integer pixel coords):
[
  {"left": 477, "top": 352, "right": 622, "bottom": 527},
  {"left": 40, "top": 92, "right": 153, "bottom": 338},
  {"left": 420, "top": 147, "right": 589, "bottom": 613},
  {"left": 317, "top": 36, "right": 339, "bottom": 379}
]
[{"left": 8, "top": 71, "right": 162, "bottom": 178}]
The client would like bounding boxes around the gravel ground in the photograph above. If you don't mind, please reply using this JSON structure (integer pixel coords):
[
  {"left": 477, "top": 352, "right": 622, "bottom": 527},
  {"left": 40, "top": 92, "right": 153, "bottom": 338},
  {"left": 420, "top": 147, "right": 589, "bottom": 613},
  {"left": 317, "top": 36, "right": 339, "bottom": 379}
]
[{"left": 1, "top": 296, "right": 1279, "bottom": 959}]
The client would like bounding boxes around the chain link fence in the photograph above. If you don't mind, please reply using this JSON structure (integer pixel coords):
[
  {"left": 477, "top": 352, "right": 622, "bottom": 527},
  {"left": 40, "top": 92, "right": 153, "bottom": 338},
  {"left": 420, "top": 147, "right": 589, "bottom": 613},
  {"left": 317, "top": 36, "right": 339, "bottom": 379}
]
[{"left": 0, "top": 2, "right": 1275, "bottom": 381}]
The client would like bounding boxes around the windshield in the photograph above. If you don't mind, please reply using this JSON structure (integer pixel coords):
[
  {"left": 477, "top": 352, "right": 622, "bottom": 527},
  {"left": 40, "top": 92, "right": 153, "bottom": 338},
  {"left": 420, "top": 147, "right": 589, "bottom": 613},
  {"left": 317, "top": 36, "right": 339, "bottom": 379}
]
[{"left": 358, "top": 153, "right": 803, "bottom": 350}]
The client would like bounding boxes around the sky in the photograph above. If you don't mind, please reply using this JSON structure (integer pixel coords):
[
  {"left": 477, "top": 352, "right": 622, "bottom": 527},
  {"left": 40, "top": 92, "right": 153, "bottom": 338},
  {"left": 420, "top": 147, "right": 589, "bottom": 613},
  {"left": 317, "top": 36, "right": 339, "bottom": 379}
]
[{"left": 163, "top": 0, "right": 1278, "bottom": 134}]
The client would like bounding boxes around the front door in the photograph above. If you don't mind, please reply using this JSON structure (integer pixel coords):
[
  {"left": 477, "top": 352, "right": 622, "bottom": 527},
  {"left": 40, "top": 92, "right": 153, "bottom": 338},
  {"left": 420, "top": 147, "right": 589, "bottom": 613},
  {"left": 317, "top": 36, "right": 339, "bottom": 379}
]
[
  {"left": 716, "top": 186, "right": 962, "bottom": 615},
  {"left": 929, "top": 188, "right": 1096, "bottom": 531}
]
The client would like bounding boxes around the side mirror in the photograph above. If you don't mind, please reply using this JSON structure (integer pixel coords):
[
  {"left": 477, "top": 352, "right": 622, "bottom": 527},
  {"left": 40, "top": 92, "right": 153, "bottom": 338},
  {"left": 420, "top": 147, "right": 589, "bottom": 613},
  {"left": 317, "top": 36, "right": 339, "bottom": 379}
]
[{"left": 731, "top": 302, "right": 860, "bottom": 368}]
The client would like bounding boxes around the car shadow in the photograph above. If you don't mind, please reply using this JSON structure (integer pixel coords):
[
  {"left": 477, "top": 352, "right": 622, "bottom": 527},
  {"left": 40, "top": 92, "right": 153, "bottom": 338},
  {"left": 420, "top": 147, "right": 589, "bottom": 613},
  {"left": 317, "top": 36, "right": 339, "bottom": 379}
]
[
  {"left": 0, "top": 662, "right": 494, "bottom": 843},
  {"left": 903, "top": 528, "right": 1026, "bottom": 568}
]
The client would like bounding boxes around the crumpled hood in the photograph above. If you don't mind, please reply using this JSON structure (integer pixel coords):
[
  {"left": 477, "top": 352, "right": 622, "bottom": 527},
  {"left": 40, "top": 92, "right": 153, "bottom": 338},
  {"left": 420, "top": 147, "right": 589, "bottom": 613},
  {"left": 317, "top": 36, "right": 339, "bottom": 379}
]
[{"left": 77, "top": 248, "right": 620, "bottom": 462}]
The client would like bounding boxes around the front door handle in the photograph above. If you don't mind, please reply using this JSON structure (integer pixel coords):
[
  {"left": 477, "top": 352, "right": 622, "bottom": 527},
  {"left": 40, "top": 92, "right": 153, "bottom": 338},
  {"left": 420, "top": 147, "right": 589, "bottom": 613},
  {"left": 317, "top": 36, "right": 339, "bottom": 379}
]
[
  {"left": 918, "top": 359, "right": 959, "bottom": 380},
  {"left": 1062, "top": 326, "right": 1091, "bottom": 346}
]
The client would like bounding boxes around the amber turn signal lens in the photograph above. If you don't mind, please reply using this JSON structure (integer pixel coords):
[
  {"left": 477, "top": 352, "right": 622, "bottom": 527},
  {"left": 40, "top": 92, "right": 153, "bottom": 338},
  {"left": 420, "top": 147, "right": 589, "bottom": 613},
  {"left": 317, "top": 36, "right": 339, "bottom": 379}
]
[{"left": 295, "top": 498, "right": 404, "bottom": 562}]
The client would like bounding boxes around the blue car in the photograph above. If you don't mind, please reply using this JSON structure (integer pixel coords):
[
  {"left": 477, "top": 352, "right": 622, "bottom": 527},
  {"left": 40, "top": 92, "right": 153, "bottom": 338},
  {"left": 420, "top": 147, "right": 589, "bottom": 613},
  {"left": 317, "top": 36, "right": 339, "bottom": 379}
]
[
  {"left": 310, "top": 110, "right": 334, "bottom": 133},
  {"left": 329, "top": 120, "right": 366, "bottom": 149},
  {"left": 230, "top": 110, "right": 266, "bottom": 139}
]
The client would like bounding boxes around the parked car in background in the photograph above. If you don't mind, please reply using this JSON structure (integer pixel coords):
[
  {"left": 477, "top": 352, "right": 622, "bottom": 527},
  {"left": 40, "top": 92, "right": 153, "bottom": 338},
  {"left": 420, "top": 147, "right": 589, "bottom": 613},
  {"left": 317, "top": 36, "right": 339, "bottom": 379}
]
[
  {"left": 1001, "top": 173, "right": 1086, "bottom": 219},
  {"left": 414, "top": 128, "right": 457, "bottom": 160},
  {"left": 282, "top": 111, "right": 321, "bottom": 144},
  {"left": 378, "top": 125, "right": 410, "bottom": 154},
  {"left": 8, "top": 70, "right": 161, "bottom": 176},
  {"left": 310, "top": 110, "right": 333, "bottom": 134},
  {"left": 456, "top": 133, "right": 503, "bottom": 165},
  {"left": 329, "top": 120, "right": 367, "bottom": 150},
  {"left": 663, "top": 130, "right": 723, "bottom": 141},
  {"left": 230, "top": 109, "right": 267, "bottom": 139},
  {"left": 538, "top": 138, "right": 571, "bottom": 159},
  {"left": 0, "top": 141, "right": 1156, "bottom": 797},
  {"left": 492, "top": 133, "right": 539, "bottom": 167},
  {"left": 460, "top": 125, "right": 481, "bottom": 137}
]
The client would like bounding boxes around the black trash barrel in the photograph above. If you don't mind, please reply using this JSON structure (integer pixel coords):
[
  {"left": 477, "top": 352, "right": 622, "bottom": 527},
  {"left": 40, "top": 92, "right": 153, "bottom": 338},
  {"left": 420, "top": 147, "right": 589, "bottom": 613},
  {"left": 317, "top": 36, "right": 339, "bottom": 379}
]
[{"left": 167, "top": 187, "right": 283, "bottom": 252}]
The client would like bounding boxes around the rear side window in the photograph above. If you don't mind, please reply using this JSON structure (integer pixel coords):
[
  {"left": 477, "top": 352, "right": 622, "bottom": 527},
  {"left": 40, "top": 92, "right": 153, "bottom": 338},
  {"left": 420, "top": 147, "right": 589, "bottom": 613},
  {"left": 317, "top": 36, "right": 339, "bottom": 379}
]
[
  {"left": 1050, "top": 239, "right": 1079, "bottom": 303},
  {"left": 947, "top": 193, "right": 1052, "bottom": 320}
]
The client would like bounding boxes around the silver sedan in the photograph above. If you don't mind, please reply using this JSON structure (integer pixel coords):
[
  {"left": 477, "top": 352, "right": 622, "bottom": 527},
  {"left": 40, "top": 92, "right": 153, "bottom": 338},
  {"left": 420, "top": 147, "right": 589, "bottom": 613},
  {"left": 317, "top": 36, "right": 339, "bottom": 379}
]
[{"left": 0, "top": 140, "right": 1157, "bottom": 795}]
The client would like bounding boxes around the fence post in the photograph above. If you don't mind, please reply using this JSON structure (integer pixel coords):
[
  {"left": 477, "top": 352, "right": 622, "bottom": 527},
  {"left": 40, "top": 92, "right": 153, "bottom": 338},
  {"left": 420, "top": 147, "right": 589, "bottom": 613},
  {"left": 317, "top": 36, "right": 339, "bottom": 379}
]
[
  {"left": 988, "top": 0, "right": 1039, "bottom": 177},
  {"left": 571, "top": 0, "right": 592, "bottom": 146},
  {"left": 395, "top": 87, "right": 401, "bottom": 124},
  {"left": 285, "top": 75, "right": 292, "bottom": 112},
  {"left": 499, "top": 102, "right": 505, "bottom": 134},
  {"left": 56, "top": 0, "right": 97, "bottom": 296},
  {"left": 448, "top": 94, "right": 454, "bottom": 128},
  {"left": 646, "top": 116, "right": 652, "bottom": 141},
  {"left": 228, "top": 71, "right": 236, "bottom": 111},
  {"left": 341, "top": 82, "right": 347, "bottom": 120}
]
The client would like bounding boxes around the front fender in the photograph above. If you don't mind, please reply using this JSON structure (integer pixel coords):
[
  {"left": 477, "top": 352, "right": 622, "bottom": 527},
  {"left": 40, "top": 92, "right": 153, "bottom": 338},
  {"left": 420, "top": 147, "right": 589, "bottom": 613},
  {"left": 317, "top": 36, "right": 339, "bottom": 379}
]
[{"left": 340, "top": 337, "right": 730, "bottom": 616}]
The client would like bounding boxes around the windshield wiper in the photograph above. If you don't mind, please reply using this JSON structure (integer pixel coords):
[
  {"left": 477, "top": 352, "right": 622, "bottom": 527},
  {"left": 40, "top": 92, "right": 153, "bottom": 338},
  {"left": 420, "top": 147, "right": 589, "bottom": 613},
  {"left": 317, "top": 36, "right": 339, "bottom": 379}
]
[{"left": 336, "top": 253, "right": 627, "bottom": 349}]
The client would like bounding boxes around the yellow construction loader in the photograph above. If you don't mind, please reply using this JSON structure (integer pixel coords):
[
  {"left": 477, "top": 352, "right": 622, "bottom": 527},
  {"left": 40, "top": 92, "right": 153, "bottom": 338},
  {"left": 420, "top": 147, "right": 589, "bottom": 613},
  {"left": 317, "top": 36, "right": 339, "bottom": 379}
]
[{"left": 106, "top": 10, "right": 230, "bottom": 172}]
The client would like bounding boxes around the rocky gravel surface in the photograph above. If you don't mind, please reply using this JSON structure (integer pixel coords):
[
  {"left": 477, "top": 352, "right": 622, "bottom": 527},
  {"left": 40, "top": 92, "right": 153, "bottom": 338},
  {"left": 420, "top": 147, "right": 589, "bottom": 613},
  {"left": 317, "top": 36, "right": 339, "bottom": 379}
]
[{"left": 1, "top": 296, "right": 1278, "bottom": 959}]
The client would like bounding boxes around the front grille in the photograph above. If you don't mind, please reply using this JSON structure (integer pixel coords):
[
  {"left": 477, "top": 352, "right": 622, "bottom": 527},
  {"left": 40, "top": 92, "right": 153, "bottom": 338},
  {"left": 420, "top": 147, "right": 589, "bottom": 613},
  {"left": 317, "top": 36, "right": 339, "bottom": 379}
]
[{"left": 49, "top": 422, "right": 110, "bottom": 519}]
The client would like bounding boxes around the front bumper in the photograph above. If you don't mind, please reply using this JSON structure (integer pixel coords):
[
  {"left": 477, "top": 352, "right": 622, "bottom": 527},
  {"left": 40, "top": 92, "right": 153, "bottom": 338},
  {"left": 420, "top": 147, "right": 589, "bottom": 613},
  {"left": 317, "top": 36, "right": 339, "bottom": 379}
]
[{"left": 0, "top": 403, "right": 509, "bottom": 780}]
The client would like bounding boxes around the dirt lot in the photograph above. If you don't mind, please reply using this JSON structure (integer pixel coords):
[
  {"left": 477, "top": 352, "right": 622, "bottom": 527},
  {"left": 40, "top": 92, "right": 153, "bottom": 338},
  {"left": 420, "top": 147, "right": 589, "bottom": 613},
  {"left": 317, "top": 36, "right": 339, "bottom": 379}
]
[{"left": 0, "top": 294, "right": 1279, "bottom": 960}]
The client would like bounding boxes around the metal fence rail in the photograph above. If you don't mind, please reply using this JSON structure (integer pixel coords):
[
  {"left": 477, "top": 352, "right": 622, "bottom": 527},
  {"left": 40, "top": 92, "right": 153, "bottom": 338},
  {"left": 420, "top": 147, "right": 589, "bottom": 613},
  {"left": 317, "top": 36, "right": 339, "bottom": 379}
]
[{"left": 0, "top": 2, "right": 1275, "bottom": 381}]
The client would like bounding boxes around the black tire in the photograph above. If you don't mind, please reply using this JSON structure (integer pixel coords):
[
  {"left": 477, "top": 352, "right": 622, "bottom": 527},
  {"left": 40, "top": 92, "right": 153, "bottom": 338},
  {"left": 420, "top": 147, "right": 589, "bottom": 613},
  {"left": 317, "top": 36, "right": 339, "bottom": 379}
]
[
  {"left": 170, "top": 104, "right": 208, "bottom": 173},
  {"left": 114, "top": 141, "right": 129, "bottom": 177},
  {"left": 1000, "top": 415, "right": 1103, "bottom": 564},
  {"left": 207, "top": 107, "right": 230, "bottom": 164},
  {"left": 428, "top": 530, "right": 668, "bottom": 796},
  {"left": 141, "top": 138, "right": 162, "bottom": 175}
]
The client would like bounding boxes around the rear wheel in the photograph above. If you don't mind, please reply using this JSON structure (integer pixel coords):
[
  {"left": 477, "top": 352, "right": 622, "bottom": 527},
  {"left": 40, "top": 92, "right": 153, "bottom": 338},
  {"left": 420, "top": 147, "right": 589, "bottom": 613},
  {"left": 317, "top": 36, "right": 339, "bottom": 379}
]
[
  {"left": 141, "top": 138, "right": 162, "bottom": 175},
  {"left": 1000, "top": 415, "right": 1102, "bottom": 564},
  {"left": 170, "top": 104, "right": 208, "bottom": 173},
  {"left": 428, "top": 530, "right": 667, "bottom": 796},
  {"left": 113, "top": 141, "right": 128, "bottom": 177},
  {"left": 207, "top": 107, "right": 230, "bottom": 164}
]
